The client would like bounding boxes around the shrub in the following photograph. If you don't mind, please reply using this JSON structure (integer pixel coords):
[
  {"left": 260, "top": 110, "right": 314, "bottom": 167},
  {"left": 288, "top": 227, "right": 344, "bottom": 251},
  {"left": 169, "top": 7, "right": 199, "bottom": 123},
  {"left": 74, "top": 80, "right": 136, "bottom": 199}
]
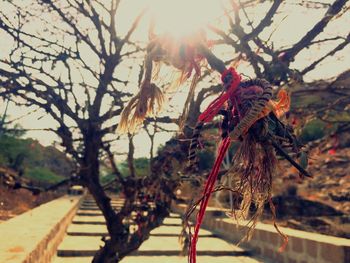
[
  {"left": 26, "top": 167, "right": 64, "bottom": 186},
  {"left": 299, "top": 119, "right": 327, "bottom": 143}
]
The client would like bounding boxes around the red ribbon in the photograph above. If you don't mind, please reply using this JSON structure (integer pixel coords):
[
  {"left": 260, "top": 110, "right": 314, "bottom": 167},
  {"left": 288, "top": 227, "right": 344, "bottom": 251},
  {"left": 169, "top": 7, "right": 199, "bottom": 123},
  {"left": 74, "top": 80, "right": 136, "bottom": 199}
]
[
  {"left": 189, "top": 67, "right": 241, "bottom": 263},
  {"left": 189, "top": 137, "right": 231, "bottom": 263},
  {"left": 198, "top": 67, "right": 241, "bottom": 123},
  {"left": 189, "top": 68, "right": 240, "bottom": 263}
]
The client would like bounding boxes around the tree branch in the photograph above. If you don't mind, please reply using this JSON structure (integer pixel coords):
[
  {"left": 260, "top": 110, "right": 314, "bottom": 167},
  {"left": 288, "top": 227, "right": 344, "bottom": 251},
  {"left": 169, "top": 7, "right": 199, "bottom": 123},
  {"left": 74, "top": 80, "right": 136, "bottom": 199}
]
[
  {"left": 301, "top": 33, "right": 350, "bottom": 74},
  {"left": 282, "top": 0, "right": 348, "bottom": 62}
]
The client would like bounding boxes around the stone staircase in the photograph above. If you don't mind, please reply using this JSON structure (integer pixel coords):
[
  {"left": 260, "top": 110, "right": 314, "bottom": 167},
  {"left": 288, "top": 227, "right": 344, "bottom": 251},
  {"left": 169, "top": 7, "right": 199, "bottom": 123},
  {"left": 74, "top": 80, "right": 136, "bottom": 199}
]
[
  {"left": 53, "top": 196, "right": 121, "bottom": 262},
  {"left": 52, "top": 196, "right": 264, "bottom": 263}
]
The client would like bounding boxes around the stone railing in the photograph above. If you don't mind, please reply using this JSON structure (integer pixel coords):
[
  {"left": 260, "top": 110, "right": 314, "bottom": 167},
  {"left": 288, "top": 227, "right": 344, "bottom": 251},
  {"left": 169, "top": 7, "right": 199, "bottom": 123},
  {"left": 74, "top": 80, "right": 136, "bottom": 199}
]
[
  {"left": 0, "top": 195, "right": 82, "bottom": 263},
  {"left": 172, "top": 202, "right": 350, "bottom": 263}
]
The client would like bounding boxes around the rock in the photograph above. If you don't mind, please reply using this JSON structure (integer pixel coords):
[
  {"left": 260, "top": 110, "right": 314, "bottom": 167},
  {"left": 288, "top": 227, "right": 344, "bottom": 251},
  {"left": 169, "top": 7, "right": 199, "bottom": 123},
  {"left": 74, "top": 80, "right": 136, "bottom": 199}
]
[
  {"left": 333, "top": 171, "right": 346, "bottom": 178},
  {"left": 323, "top": 182, "right": 340, "bottom": 188},
  {"left": 329, "top": 191, "right": 350, "bottom": 202},
  {"left": 339, "top": 178, "right": 348, "bottom": 185},
  {"left": 266, "top": 196, "right": 343, "bottom": 218},
  {"left": 305, "top": 217, "right": 331, "bottom": 227},
  {"left": 286, "top": 219, "right": 303, "bottom": 229}
]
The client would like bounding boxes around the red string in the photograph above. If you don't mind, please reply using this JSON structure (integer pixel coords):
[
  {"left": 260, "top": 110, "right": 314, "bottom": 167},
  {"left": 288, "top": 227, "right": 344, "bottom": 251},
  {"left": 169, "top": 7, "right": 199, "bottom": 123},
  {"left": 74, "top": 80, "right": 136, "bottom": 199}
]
[
  {"left": 198, "top": 67, "right": 241, "bottom": 123},
  {"left": 189, "top": 67, "right": 240, "bottom": 262},
  {"left": 189, "top": 137, "right": 231, "bottom": 263}
]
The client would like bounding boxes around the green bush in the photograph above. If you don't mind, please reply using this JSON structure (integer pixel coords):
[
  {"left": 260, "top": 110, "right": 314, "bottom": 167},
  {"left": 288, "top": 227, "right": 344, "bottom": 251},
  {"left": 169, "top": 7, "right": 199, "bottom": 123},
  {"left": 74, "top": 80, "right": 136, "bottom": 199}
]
[
  {"left": 135, "top": 157, "right": 150, "bottom": 177},
  {"left": 100, "top": 173, "right": 117, "bottom": 185},
  {"left": 118, "top": 157, "right": 150, "bottom": 177},
  {"left": 299, "top": 119, "right": 327, "bottom": 143},
  {"left": 0, "top": 135, "right": 32, "bottom": 169},
  {"left": 197, "top": 150, "right": 215, "bottom": 171},
  {"left": 26, "top": 167, "right": 64, "bottom": 185}
]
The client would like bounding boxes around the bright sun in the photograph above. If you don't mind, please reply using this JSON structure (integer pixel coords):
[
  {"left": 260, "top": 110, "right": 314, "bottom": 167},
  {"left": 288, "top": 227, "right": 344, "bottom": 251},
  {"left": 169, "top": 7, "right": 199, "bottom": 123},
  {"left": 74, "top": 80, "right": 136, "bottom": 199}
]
[{"left": 149, "top": 0, "right": 224, "bottom": 37}]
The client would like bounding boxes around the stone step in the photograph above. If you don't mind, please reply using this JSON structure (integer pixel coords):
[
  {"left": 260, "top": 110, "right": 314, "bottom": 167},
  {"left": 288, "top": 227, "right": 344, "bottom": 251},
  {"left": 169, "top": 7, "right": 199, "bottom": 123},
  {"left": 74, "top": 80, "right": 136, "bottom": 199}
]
[
  {"left": 82, "top": 201, "right": 124, "bottom": 204},
  {"left": 82, "top": 199, "right": 124, "bottom": 202},
  {"left": 169, "top": 213, "right": 182, "bottom": 218},
  {"left": 84, "top": 196, "right": 123, "bottom": 199},
  {"left": 149, "top": 233, "right": 215, "bottom": 238},
  {"left": 127, "top": 250, "right": 251, "bottom": 256},
  {"left": 82, "top": 200, "right": 124, "bottom": 204},
  {"left": 75, "top": 211, "right": 146, "bottom": 218},
  {"left": 55, "top": 252, "right": 265, "bottom": 263},
  {"left": 76, "top": 212, "right": 103, "bottom": 216},
  {"left": 72, "top": 221, "right": 106, "bottom": 225},
  {"left": 66, "top": 223, "right": 212, "bottom": 237},
  {"left": 150, "top": 226, "right": 212, "bottom": 236},
  {"left": 136, "top": 235, "right": 237, "bottom": 252},
  {"left": 80, "top": 202, "right": 124, "bottom": 206},
  {"left": 76, "top": 210, "right": 103, "bottom": 216},
  {"left": 66, "top": 224, "right": 108, "bottom": 236},
  {"left": 52, "top": 256, "right": 92, "bottom": 263},
  {"left": 78, "top": 206, "right": 120, "bottom": 211},
  {"left": 57, "top": 236, "right": 103, "bottom": 256},
  {"left": 55, "top": 211, "right": 264, "bottom": 263},
  {"left": 57, "top": 236, "right": 244, "bottom": 257},
  {"left": 163, "top": 217, "right": 183, "bottom": 225},
  {"left": 72, "top": 216, "right": 147, "bottom": 224},
  {"left": 72, "top": 215, "right": 106, "bottom": 224},
  {"left": 162, "top": 223, "right": 182, "bottom": 227},
  {"left": 79, "top": 207, "right": 100, "bottom": 210},
  {"left": 120, "top": 255, "right": 254, "bottom": 263}
]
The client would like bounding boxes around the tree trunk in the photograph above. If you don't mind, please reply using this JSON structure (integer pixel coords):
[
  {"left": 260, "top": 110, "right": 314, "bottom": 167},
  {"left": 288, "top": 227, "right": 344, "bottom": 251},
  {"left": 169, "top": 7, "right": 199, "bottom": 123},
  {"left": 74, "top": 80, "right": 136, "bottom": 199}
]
[
  {"left": 80, "top": 127, "right": 125, "bottom": 262},
  {"left": 127, "top": 133, "right": 136, "bottom": 177}
]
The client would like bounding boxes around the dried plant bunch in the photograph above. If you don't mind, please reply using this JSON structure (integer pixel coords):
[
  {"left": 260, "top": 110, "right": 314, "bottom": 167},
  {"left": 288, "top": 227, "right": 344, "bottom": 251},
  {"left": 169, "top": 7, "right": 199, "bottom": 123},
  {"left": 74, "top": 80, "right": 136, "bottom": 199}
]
[
  {"left": 185, "top": 74, "right": 311, "bottom": 262},
  {"left": 118, "top": 32, "right": 208, "bottom": 134}
]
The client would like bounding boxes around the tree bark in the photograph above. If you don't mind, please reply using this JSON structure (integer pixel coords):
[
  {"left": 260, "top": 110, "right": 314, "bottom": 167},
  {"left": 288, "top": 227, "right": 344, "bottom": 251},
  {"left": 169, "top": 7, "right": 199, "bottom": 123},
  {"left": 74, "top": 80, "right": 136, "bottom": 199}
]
[{"left": 127, "top": 133, "right": 136, "bottom": 177}]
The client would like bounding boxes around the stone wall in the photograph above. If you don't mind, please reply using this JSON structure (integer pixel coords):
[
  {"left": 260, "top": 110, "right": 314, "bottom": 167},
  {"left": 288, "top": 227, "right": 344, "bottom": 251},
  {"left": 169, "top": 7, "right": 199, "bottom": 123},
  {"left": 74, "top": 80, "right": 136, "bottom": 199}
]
[
  {"left": 0, "top": 195, "right": 82, "bottom": 263},
  {"left": 172, "top": 202, "right": 350, "bottom": 263}
]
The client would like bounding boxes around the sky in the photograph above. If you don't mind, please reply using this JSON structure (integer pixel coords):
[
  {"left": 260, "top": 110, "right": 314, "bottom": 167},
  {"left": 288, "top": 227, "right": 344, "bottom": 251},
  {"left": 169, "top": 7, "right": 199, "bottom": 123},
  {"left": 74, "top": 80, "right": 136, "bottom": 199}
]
[{"left": 0, "top": 0, "right": 349, "bottom": 160}]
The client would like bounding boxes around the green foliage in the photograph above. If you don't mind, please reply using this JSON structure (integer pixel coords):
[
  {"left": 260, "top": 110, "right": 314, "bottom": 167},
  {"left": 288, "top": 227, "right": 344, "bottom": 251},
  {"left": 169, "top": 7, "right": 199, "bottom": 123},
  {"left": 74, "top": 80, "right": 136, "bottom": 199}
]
[
  {"left": 118, "top": 157, "right": 150, "bottom": 177},
  {"left": 100, "top": 173, "right": 116, "bottom": 185},
  {"left": 32, "top": 145, "right": 73, "bottom": 177},
  {"left": 99, "top": 172, "right": 122, "bottom": 193},
  {"left": 118, "top": 161, "right": 129, "bottom": 177},
  {"left": 156, "top": 144, "right": 165, "bottom": 155},
  {"left": 0, "top": 114, "right": 26, "bottom": 138},
  {"left": 0, "top": 127, "right": 72, "bottom": 185},
  {"left": 134, "top": 157, "right": 150, "bottom": 177},
  {"left": 197, "top": 149, "right": 215, "bottom": 171},
  {"left": 0, "top": 135, "right": 34, "bottom": 170},
  {"left": 26, "top": 167, "right": 65, "bottom": 185},
  {"left": 299, "top": 119, "right": 329, "bottom": 143}
]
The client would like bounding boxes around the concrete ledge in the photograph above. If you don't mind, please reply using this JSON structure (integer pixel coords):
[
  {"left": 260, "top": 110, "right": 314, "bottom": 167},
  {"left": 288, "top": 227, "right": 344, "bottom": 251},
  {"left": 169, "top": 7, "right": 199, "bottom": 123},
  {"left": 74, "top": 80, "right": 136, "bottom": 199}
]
[
  {"left": 0, "top": 195, "right": 82, "bottom": 263},
  {"left": 172, "top": 202, "right": 350, "bottom": 263}
]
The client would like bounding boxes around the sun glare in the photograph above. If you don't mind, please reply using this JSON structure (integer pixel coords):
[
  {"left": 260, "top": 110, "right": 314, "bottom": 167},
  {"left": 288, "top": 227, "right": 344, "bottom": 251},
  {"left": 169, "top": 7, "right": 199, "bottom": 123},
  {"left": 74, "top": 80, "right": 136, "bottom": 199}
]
[{"left": 150, "top": 0, "right": 223, "bottom": 37}]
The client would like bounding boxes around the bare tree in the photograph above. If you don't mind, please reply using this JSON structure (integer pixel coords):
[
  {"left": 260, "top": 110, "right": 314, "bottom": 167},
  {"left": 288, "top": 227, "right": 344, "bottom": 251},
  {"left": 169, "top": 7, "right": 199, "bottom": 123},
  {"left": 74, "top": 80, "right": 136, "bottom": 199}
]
[
  {"left": 0, "top": 1, "right": 176, "bottom": 261},
  {"left": 144, "top": 120, "right": 157, "bottom": 167},
  {"left": 209, "top": 0, "right": 349, "bottom": 83},
  {"left": 127, "top": 133, "right": 136, "bottom": 178},
  {"left": 183, "top": 0, "right": 349, "bottom": 132},
  {"left": 0, "top": 0, "right": 349, "bottom": 261}
]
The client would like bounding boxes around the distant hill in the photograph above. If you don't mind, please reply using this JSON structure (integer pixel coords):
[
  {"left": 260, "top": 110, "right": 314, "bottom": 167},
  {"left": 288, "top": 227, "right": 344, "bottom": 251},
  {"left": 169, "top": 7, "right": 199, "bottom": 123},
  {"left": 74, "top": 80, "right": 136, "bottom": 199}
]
[
  {"left": 25, "top": 142, "right": 73, "bottom": 178},
  {"left": 0, "top": 135, "right": 73, "bottom": 186}
]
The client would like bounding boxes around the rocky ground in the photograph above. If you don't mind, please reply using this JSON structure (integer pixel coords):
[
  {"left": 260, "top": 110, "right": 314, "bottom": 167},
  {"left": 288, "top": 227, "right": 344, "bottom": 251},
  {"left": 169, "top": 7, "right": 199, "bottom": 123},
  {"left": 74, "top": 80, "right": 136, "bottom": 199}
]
[
  {"left": 191, "top": 133, "right": 350, "bottom": 239},
  {"left": 0, "top": 184, "right": 63, "bottom": 222},
  {"left": 266, "top": 137, "right": 350, "bottom": 238}
]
